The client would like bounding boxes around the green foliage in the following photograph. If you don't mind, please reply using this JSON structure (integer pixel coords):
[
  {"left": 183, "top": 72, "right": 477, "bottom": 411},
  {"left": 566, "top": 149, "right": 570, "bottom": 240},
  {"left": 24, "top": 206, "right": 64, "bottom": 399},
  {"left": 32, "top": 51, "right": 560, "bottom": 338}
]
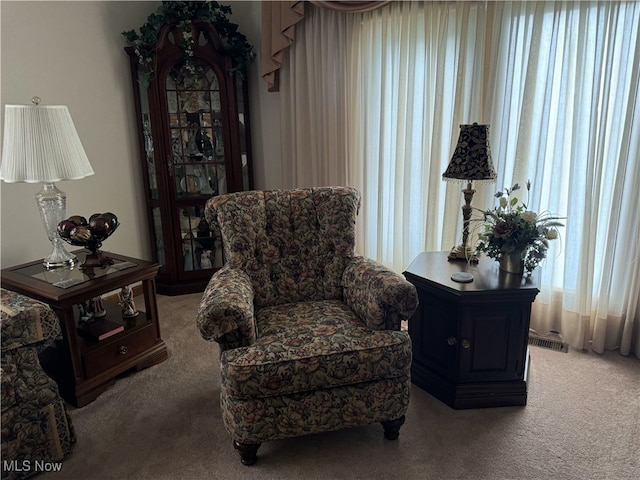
[
  {"left": 122, "top": 1, "right": 255, "bottom": 83},
  {"left": 474, "top": 182, "right": 564, "bottom": 274}
]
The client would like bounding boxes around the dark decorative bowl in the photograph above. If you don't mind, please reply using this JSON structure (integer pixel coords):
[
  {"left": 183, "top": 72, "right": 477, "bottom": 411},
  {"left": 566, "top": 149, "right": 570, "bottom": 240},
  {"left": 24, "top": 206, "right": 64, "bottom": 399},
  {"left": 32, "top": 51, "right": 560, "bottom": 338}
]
[{"left": 57, "top": 213, "right": 119, "bottom": 268}]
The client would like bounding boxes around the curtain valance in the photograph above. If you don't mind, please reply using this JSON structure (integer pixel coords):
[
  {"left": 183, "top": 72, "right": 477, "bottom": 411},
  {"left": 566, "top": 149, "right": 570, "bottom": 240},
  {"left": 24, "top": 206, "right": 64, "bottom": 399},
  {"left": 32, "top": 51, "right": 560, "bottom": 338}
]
[{"left": 261, "top": 1, "right": 391, "bottom": 92}]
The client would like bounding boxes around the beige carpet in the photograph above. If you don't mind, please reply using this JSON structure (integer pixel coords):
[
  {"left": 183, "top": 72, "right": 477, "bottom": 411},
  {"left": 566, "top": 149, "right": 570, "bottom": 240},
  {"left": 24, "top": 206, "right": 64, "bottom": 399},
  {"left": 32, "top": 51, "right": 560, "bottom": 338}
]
[{"left": 42, "top": 293, "right": 640, "bottom": 480}]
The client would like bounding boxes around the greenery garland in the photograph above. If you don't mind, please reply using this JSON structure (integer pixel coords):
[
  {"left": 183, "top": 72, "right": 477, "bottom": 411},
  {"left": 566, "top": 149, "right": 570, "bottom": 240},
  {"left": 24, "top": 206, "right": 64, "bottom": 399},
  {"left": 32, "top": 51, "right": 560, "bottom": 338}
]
[{"left": 122, "top": 1, "right": 255, "bottom": 83}]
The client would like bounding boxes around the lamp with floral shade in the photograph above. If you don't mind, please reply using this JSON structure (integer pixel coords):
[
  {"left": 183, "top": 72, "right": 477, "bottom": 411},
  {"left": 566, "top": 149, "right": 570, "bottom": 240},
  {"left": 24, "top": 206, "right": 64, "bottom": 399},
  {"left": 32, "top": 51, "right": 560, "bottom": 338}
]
[{"left": 442, "top": 123, "right": 497, "bottom": 262}]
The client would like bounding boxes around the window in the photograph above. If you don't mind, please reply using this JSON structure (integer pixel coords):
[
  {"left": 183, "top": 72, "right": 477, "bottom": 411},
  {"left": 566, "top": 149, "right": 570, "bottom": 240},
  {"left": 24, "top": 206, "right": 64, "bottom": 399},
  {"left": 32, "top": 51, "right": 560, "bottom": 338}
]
[{"left": 284, "top": 1, "right": 640, "bottom": 353}]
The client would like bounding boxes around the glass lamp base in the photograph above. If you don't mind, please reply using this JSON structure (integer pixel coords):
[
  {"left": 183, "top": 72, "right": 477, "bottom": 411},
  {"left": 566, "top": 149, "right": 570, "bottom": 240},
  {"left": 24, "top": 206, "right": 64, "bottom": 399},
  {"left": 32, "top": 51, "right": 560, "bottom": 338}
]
[
  {"left": 36, "top": 183, "right": 77, "bottom": 269},
  {"left": 44, "top": 239, "right": 77, "bottom": 269}
]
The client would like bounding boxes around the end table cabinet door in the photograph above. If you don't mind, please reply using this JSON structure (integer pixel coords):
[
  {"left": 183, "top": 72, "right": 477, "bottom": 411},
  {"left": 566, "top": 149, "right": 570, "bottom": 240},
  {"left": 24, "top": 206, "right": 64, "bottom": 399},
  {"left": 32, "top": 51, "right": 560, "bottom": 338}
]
[
  {"left": 410, "top": 290, "right": 529, "bottom": 384},
  {"left": 458, "top": 302, "right": 529, "bottom": 383},
  {"left": 410, "top": 289, "right": 458, "bottom": 380}
]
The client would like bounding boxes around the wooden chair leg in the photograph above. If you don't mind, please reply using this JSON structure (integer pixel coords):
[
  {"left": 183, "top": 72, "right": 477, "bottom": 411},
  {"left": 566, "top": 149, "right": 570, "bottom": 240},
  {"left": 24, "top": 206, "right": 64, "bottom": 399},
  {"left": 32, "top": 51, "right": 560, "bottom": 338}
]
[
  {"left": 233, "top": 440, "right": 261, "bottom": 466},
  {"left": 381, "top": 415, "right": 406, "bottom": 440}
]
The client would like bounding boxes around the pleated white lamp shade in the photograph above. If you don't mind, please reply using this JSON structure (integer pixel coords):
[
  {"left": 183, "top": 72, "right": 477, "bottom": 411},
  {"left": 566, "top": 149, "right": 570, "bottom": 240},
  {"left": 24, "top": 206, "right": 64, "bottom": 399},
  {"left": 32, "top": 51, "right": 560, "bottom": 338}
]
[{"left": 1, "top": 104, "right": 94, "bottom": 183}]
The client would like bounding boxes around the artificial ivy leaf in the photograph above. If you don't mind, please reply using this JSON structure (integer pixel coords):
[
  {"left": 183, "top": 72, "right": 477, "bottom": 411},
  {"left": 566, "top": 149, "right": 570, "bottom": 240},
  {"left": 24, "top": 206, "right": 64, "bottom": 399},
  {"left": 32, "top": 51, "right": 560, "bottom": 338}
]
[{"left": 122, "top": 30, "right": 138, "bottom": 42}]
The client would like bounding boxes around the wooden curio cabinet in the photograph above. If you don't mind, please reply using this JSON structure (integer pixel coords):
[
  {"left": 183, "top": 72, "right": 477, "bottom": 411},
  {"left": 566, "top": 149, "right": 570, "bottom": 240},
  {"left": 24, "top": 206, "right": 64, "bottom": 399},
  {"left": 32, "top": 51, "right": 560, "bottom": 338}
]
[{"left": 126, "top": 20, "right": 253, "bottom": 295}]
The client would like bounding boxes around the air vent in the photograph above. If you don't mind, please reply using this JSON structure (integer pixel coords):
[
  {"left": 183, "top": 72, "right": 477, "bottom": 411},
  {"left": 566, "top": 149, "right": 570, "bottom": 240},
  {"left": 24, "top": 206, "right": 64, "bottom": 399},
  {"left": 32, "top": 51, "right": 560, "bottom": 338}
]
[{"left": 528, "top": 329, "right": 568, "bottom": 353}]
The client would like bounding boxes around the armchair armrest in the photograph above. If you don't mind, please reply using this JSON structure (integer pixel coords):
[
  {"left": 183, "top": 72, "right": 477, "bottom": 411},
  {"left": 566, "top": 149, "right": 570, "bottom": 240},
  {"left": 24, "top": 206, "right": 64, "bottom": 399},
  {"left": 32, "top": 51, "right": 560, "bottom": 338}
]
[
  {"left": 342, "top": 256, "right": 418, "bottom": 331},
  {"left": 196, "top": 266, "right": 256, "bottom": 351},
  {"left": 1, "top": 288, "right": 61, "bottom": 353}
]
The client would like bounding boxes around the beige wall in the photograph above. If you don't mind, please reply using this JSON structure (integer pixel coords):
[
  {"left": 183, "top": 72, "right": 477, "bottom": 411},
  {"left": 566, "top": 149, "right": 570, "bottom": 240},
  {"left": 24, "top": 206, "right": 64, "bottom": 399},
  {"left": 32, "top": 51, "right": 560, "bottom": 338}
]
[
  {"left": 0, "top": 1, "right": 282, "bottom": 268},
  {"left": 229, "top": 1, "right": 283, "bottom": 191}
]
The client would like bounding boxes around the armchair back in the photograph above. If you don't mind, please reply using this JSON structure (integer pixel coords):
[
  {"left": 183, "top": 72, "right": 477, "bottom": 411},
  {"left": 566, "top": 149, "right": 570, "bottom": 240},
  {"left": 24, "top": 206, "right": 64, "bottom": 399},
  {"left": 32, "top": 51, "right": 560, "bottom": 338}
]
[{"left": 205, "top": 187, "right": 360, "bottom": 308}]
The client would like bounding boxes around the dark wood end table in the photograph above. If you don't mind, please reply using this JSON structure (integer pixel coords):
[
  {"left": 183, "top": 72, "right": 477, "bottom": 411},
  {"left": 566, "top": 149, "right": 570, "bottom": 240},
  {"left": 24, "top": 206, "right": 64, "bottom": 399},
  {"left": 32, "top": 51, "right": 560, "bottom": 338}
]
[
  {"left": 404, "top": 251, "right": 540, "bottom": 409},
  {"left": 1, "top": 250, "right": 168, "bottom": 406}
]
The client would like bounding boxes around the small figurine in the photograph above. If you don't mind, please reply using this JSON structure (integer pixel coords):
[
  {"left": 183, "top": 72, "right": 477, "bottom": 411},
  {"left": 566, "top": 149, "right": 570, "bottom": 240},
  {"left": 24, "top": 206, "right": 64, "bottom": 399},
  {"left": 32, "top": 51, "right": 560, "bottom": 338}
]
[
  {"left": 200, "top": 249, "right": 213, "bottom": 269},
  {"left": 90, "top": 296, "right": 107, "bottom": 318},
  {"left": 77, "top": 300, "right": 94, "bottom": 322},
  {"left": 118, "top": 285, "right": 139, "bottom": 318},
  {"left": 183, "top": 235, "right": 194, "bottom": 271}
]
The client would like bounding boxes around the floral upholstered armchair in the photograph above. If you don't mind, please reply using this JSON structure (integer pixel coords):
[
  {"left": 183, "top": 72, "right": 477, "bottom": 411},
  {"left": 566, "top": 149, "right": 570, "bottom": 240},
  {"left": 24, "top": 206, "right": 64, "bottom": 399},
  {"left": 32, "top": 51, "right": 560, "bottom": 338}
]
[
  {"left": 195, "top": 187, "right": 418, "bottom": 465},
  {"left": 1, "top": 288, "right": 75, "bottom": 479}
]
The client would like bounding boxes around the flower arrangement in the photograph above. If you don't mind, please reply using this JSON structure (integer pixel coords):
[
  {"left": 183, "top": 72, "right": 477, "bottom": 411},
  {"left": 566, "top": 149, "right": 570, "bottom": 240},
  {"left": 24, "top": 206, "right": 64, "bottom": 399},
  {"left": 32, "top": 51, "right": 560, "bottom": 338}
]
[
  {"left": 122, "top": 1, "right": 255, "bottom": 84},
  {"left": 475, "top": 181, "right": 564, "bottom": 274}
]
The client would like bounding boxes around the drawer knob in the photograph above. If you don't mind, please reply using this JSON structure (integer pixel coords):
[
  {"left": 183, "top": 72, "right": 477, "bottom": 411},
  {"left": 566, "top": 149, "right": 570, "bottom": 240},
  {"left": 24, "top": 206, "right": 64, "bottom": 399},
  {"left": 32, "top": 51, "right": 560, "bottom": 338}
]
[
  {"left": 447, "top": 336, "right": 457, "bottom": 346},
  {"left": 462, "top": 339, "right": 471, "bottom": 349},
  {"left": 119, "top": 345, "right": 128, "bottom": 355}
]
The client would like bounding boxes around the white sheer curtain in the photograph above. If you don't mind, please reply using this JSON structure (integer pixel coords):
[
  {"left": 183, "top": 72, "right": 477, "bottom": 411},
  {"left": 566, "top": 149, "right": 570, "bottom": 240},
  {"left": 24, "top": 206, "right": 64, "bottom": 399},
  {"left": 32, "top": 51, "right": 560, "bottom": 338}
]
[
  {"left": 279, "top": 7, "right": 358, "bottom": 188},
  {"left": 346, "top": 1, "right": 496, "bottom": 267},
  {"left": 500, "top": 1, "right": 640, "bottom": 356},
  {"left": 279, "top": 1, "right": 640, "bottom": 357}
]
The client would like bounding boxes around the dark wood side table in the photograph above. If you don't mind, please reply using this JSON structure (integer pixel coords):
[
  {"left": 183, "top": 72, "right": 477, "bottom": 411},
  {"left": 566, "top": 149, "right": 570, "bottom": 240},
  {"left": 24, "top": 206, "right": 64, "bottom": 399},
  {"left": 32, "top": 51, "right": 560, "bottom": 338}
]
[
  {"left": 403, "top": 251, "right": 539, "bottom": 409},
  {"left": 1, "top": 251, "right": 168, "bottom": 407}
]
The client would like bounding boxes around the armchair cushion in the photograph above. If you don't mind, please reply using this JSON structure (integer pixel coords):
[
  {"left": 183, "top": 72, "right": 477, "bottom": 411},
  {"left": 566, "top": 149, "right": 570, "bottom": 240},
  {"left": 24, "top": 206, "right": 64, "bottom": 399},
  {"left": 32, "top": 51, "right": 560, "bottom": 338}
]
[{"left": 221, "top": 300, "right": 411, "bottom": 399}]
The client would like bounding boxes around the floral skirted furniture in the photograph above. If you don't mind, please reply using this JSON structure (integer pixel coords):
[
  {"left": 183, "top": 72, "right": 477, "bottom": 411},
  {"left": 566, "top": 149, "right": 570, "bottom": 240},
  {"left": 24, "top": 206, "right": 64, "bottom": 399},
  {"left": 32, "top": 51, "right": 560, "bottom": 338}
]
[
  {"left": 196, "top": 187, "right": 418, "bottom": 465},
  {"left": 1, "top": 288, "right": 75, "bottom": 479}
]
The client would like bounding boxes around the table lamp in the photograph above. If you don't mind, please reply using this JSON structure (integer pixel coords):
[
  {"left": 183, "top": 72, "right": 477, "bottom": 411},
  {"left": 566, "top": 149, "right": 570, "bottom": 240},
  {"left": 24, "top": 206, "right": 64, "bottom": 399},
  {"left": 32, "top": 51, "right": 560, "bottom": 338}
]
[
  {"left": 442, "top": 123, "right": 496, "bottom": 262},
  {"left": 1, "top": 98, "right": 95, "bottom": 268}
]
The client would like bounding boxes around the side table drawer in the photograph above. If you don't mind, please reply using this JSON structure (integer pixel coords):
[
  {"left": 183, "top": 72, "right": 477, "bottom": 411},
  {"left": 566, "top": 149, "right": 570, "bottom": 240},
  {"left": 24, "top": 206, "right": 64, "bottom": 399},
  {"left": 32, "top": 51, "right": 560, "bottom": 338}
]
[{"left": 83, "top": 323, "right": 155, "bottom": 378}]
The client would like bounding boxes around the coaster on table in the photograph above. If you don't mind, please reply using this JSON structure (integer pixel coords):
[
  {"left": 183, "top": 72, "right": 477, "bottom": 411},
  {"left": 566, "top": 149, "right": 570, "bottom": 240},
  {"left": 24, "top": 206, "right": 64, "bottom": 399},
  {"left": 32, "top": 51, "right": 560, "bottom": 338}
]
[{"left": 451, "top": 272, "right": 474, "bottom": 283}]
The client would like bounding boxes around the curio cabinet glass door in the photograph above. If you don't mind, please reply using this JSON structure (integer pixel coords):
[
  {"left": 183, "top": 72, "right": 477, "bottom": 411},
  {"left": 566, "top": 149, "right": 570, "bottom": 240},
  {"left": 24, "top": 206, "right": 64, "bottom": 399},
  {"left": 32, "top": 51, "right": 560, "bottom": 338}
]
[{"left": 126, "top": 20, "right": 253, "bottom": 295}]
